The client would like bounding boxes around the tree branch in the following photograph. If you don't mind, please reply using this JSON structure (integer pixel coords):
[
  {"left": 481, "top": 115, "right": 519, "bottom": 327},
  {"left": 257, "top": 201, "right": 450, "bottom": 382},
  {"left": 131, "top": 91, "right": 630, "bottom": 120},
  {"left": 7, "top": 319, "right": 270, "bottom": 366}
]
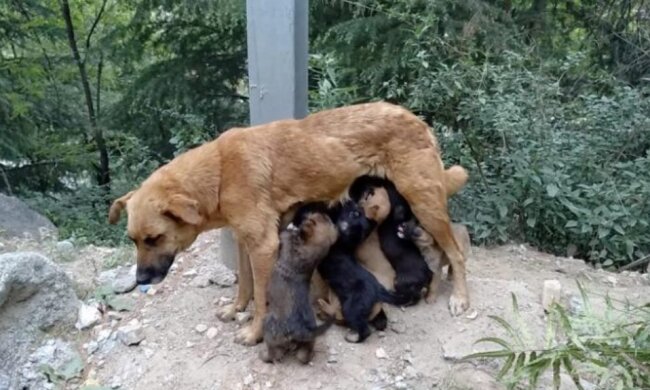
[{"left": 83, "top": 0, "right": 108, "bottom": 65}]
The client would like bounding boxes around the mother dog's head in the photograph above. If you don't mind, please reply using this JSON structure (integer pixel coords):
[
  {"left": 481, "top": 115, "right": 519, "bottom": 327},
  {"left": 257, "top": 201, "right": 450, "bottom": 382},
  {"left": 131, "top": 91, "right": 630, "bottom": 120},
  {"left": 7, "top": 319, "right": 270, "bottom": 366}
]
[{"left": 108, "top": 183, "right": 205, "bottom": 285}]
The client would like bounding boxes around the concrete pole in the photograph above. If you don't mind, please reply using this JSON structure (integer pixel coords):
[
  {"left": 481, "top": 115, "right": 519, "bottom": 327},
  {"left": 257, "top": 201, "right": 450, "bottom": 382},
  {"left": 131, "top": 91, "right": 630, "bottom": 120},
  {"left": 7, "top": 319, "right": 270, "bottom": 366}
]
[{"left": 220, "top": 0, "right": 309, "bottom": 270}]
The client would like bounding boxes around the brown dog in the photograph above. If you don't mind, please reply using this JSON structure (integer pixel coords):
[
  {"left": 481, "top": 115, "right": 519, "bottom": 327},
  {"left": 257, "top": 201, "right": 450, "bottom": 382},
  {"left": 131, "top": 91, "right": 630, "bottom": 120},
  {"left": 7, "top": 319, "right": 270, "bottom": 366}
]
[
  {"left": 261, "top": 207, "right": 337, "bottom": 364},
  {"left": 108, "top": 102, "right": 470, "bottom": 345},
  {"left": 398, "top": 221, "right": 471, "bottom": 302}
]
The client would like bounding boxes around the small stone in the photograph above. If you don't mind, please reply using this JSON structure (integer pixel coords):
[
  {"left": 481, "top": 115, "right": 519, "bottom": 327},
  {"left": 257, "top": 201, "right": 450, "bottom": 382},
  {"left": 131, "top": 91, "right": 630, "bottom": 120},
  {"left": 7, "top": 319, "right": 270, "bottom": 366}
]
[
  {"left": 404, "top": 344, "right": 412, "bottom": 352},
  {"left": 206, "top": 327, "right": 219, "bottom": 339},
  {"left": 465, "top": 310, "right": 479, "bottom": 320},
  {"left": 377, "top": 331, "right": 386, "bottom": 338},
  {"left": 236, "top": 312, "right": 251, "bottom": 324},
  {"left": 56, "top": 240, "right": 74, "bottom": 254},
  {"left": 195, "top": 324, "right": 208, "bottom": 333},
  {"left": 395, "top": 381, "right": 408, "bottom": 389},
  {"left": 183, "top": 269, "right": 198, "bottom": 277},
  {"left": 190, "top": 275, "right": 211, "bottom": 288},
  {"left": 327, "top": 355, "right": 337, "bottom": 363},
  {"left": 143, "top": 348, "right": 154, "bottom": 359},
  {"left": 243, "top": 374, "right": 254, "bottom": 386},
  {"left": 116, "top": 319, "right": 145, "bottom": 346},
  {"left": 606, "top": 276, "right": 617, "bottom": 286},
  {"left": 542, "top": 279, "right": 562, "bottom": 312},
  {"left": 146, "top": 287, "right": 157, "bottom": 296},
  {"left": 96, "top": 328, "right": 112, "bottom": 342},
  {"left": 76, "top": 302, "right": 102, "bottom": 330},
  {"left": 85, "top": 341, "right": 99, "bottom": 355},
  {"left": 265, "top": 381, "right": 272, "bottom": 388},
  {"left": 138, "top": 284, "right": 151, "bottom": 293},
  {"left": 375, "top": 347, "right": 388, "bottom": 359},
  {"left": 217, "top": 296, "right": 232, "bottom": 306}
]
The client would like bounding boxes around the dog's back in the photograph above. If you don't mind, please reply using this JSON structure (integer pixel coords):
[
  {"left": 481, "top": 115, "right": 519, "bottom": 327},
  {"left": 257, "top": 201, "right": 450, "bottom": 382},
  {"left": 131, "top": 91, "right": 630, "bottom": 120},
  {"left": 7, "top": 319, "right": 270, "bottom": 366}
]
[{"left": 262, "top": 207, "right": 337, "bottom": 363}]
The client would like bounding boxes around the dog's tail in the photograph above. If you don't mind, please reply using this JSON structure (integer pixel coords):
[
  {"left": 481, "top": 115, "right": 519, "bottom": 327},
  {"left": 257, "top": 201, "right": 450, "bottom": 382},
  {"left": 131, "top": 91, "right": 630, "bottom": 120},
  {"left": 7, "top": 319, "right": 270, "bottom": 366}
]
[
  {"left": 377, "top": 286, "right": 412, "bottom": 307},
  {"left": 312, "top": 314, "right": 336, "bottom": 337},
  {"left": 444, "top": 165, "right": 469, "bottom": 197}
]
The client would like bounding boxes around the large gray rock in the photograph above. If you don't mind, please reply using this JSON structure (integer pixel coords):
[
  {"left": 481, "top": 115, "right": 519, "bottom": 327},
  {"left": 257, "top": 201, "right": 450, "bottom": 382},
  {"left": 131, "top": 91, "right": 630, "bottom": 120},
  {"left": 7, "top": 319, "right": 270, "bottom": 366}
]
[
  {"left": 0, "top": 252, "right": 79, "bottom": 386},
  {"left": 18, "top": 338, "right": 83, "bottom": 389},
  {"left": 0, "top": 193, "right": 57, "bottom": 239}
]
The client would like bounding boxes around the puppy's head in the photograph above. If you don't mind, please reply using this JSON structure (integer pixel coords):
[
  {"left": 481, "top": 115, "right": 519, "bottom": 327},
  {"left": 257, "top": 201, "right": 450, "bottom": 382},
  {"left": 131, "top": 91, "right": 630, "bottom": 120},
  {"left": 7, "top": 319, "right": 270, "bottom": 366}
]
[
  {"left": 108, "top": 186, "right": 205, "bottom": 285},
  {"left": 358, "top": 187, "right": 391, "bottom": 223},
  {"left": 288, "top": 205, "right": 338, "bottom": 267},
  {"left": 336, "top": 200, "right": 375, "bottom": 246}
]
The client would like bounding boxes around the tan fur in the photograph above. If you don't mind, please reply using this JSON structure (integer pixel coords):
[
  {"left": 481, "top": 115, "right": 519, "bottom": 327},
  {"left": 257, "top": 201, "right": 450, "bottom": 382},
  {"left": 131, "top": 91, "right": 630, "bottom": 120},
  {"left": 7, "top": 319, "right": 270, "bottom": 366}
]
[{"left": 109, "top": 101, "right": 471, "bottom": 345}]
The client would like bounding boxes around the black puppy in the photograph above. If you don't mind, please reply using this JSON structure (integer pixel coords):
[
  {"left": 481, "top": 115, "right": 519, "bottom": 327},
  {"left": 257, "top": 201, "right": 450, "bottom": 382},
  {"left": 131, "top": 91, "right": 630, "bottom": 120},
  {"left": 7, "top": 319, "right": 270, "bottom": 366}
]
[
  {"left": 354, "top": 176, "right": 433, "bottom": 306},
  {"left": 317, "top": 199, "right": 410, "bottom": 343},
  {"left": 261, "top": 205, "right": 338, "bottom": 364}
]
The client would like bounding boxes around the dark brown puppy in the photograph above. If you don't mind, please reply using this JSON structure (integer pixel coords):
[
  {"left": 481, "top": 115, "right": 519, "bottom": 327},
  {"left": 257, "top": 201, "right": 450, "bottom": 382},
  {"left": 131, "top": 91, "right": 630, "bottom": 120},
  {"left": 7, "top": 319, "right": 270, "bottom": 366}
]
[
  {"left": 398, "top": 220, "right": 471, "bottom": 302},
  {"left": 261, "top": 205, "right": 338, "bottom": 364}
]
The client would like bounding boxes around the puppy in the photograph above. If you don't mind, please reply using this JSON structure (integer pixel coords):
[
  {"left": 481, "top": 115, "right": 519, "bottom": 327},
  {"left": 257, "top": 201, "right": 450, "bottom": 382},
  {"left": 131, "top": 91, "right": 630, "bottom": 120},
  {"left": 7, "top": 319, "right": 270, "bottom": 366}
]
[
  {"left": 356, "top": 179, "right": 433, "bottom": 306},
  {"left": 317, "top": 200, "right": 410, "bottom": 343},
  {"left": 108, "top": 102, "right": 471, "bottom": 345},
  {"left": 261, "top": 206, "right": 338, "bottom": 364},
  {"left": 398, "top": 220, "right": 471, "bottom": 302}
]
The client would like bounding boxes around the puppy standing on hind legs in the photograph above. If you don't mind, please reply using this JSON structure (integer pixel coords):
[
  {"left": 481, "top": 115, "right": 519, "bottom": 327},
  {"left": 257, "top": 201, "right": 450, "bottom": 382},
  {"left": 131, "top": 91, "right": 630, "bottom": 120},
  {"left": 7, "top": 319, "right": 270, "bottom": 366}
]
[{"left": 261, "top": 207, "right": 338, "bottom": 364}]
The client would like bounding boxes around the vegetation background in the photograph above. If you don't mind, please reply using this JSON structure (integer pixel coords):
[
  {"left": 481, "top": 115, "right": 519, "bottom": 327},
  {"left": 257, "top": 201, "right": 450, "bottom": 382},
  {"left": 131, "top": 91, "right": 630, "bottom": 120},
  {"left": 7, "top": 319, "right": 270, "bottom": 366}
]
[{"left": 1, "top": 0, "right": 649, "bottom": 269}]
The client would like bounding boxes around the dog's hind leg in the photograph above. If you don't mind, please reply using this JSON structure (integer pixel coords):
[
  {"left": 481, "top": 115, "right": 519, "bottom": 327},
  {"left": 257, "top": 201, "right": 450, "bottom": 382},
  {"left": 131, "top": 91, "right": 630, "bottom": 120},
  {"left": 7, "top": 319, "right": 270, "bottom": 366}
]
[
  {"left": 342, "top": 302, "right": 372, "bottom": 343},
  {"left": 389, "top": 148, "right": 469, "bottom": 316},
  {"left": 234, "top": 223, "right": 279, "bottom": 346},
  {"left": 296, "top": 340, "right": 315, "bottom": 364},
  {"left": 369, "top": 307, "right": 388, "bottom": 330},
  {"left": 217, "top": 237, "right": 253, "bottom": 321}
]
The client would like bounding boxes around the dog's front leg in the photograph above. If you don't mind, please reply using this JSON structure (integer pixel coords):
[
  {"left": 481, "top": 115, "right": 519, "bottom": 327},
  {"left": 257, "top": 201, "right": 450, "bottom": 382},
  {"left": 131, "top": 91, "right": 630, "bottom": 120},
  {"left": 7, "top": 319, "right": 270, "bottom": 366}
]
[
  {"left": 234, "top": 229, "right": 279, "bottom": 346},
  {"left": 217, "top": 237, "right": 253, "bottom": 321}
]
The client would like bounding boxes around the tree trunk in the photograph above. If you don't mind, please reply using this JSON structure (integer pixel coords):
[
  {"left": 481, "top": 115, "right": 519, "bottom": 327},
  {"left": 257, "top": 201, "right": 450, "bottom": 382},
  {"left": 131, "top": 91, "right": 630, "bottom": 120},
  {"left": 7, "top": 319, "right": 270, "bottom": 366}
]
[{"left": 60, "top": 0, "right": 110, "bottom": 188}]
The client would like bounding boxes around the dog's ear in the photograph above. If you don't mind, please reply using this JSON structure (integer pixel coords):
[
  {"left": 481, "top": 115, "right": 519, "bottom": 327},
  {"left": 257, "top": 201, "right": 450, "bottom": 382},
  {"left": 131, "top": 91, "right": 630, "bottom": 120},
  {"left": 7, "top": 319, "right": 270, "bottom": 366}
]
[
  {"left": 164, "top": 194, "right": 203, "bottom": 225},
  {"left": 108, "top": 191, "right": 135, "bottom": 224},
  {"left": 299, "top": 216, "right": 317, "bottom": 242}
]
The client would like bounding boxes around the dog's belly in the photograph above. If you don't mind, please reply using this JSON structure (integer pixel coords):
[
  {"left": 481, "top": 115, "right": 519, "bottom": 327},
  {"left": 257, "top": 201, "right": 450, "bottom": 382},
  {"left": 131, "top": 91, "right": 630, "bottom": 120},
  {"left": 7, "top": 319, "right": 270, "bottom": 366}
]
[{"left": 356, "top": 231, "right": 395, "bottom": 290}]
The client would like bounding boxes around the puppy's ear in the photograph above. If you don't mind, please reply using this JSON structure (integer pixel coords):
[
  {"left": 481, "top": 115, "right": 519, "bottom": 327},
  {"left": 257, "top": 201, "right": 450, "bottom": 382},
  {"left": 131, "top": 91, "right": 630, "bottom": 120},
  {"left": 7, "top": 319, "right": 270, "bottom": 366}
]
[
  {"left": 108, "top": 191, "right": 135, "bottom": 224},
  {"left": 164, "top": 194, "right": 203, "bottom": 225},
  {"left": 299, "top": 216, "right": 317, "bottom": 242}
]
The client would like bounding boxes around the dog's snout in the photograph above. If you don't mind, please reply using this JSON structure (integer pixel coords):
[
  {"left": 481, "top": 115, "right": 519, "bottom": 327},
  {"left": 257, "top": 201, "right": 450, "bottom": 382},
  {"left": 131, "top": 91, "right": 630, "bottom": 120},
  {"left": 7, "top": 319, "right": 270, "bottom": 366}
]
[
  {"left": 136, "top": 254, "right": 175, "bottom": 285},
  {"left": 136, "top": 267, "right": 154, "bottom": 285}
]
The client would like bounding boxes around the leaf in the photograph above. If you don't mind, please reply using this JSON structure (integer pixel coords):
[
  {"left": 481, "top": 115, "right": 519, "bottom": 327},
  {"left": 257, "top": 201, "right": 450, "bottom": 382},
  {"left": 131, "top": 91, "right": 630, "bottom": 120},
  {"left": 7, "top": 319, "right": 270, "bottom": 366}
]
[
  {"left": 546, "top": 183, "right": 560, "bottom": 198},
  {"left": 553, "top": 358, "right": 561, "bottom": 389},
  {"left": 462, "top": 350, "right": 514, "bottom": 361},
  {"left": 474, "top": 337, "right": 512, "bottom": 350},
  {"left": 562, "top": 356, "right": 584, "bottom": 390},
  {"left": 498, "top": 204, "right": 508, "bottom": 218},
  {"left": 527, "top": 217, "right": 537, "bottom": 228},
  {"left": 497, "top": 353, "right": 516, "bottom": 379},
  {"left": 565, "top": 220, "right": 578, "bottom": 228},
  {"left": 487, "top": 315, "right": 525, "bottom": 348}
]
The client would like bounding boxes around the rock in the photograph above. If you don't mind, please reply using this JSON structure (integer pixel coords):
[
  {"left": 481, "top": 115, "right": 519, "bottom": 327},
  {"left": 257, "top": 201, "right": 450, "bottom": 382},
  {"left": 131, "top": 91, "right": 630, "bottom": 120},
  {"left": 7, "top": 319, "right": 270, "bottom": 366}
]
[
  {"left": 75, "top": 302, "right": 102, "bottom": 330},
  {"left": 195, "top": 324, "right": 208, "bottom": 333},
  {"left": 190, "top": 274, "right": 212, "bottom": 288},
  {"left": 236, "top": 312, "right": 251, "bottom": 324},
  {"left": 182, "top": 269, "right": 198, "bottom": 278},
  {"left": 56, "top": 240, "right": 74, "bottom": 254},
  {"left": 206, "top": 327, "right": 219, "bottom": 339},
  {"left": 146, "top": 287, "right": 157, "bottom": 296},
  {"left": 606, "top": 275, "right": 617, "bottom": 286},
  {"left": 207, "top": 263, "right": 237, "bottom": 287},
  {"left": 465, "top": 309, "right": 479, "bottom": 320},
  {"left": 0, "top": 252, "right": 79, "bottom": 384},
  {"left": 139, "top": 284, "right": 151, "bottom": 293},
  {"left": 327, "top": 355, "right": 338, "bottom": 363},
  {"left": 377, "top": 331, "right": 386, "bottom": 338},
  {"left": 375, "top": 347, "right": 388, "bottom": 359},
  {"left": 243, "top": 374, "right": 255, "bottom": 386},
  {"left": 85, "top": 341, "right": 99, "bottom": 355},
  {"left": 542, "top": 279, "right": 562, "bottom": 312},
  {"left": 117, "top": 319, "right": 145, "bottom": 346},
  {"left": 0, "top": 194, "right": 57, "bottom": 239},
  {"left": 98, "top": 265, "right": 137, "bottom": 294},
  {"left": 18, "top": 339, "right": 83, "bottom": 389},
  {"left": 446, "top": 364, "right": 505, "bottom": 390}
]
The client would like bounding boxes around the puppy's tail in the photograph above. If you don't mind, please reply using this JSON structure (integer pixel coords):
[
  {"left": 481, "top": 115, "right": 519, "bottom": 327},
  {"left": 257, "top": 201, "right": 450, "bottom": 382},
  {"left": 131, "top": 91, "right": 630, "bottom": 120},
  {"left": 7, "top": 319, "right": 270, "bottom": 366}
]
[
  {"left": 444, "top": 165, "right": 469, "bottom": 197},
  {"left": 312, "top": 314, "right": 336, "bottom": 337},
  {"left": 377, "top": 287, "right": 412, "bottom": 307}
]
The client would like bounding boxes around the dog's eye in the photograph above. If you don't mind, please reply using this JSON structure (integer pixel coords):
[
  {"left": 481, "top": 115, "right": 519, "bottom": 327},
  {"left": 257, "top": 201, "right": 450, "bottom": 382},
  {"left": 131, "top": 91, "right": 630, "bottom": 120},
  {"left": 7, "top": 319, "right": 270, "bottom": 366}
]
[
  {"left": 144, "top": 235, "right": 163, "bottom": 246},
  {"left": 352, "top": 210, "right": 360, "bottom": 218}
]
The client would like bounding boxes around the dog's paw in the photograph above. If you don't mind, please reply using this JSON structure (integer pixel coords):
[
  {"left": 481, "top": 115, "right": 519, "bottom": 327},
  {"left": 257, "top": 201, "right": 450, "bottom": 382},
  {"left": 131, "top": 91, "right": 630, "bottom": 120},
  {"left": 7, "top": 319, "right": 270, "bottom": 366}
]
[
  {"left": 216, "top": 303, "right": 239, "bottom": 322},
  {"left": 235, "top": 324, "right": 263, "bottom": 346},
  {"left": 344, "top": 330, "right": 361, "bottom": 343},
  {"left": 448, "top": 293, "right": 469, "bottom": 316},
  {"left": 317, "top": 298, "right": 336, "bottom": 316}
]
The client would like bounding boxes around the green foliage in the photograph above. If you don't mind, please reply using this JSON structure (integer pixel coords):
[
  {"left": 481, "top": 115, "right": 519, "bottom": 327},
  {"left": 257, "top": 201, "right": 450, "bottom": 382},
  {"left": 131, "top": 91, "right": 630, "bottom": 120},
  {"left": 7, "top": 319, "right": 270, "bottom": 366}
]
[{"left": 463, "top": 288, "right": 650, "bottom": 389}]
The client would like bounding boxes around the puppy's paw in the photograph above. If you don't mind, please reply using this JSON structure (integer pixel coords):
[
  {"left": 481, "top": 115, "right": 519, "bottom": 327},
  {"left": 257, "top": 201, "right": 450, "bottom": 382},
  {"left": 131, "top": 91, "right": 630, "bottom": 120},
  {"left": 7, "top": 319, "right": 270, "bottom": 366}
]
[
  {"left": 424, "top": 291, "right": 438, "bottom": 304},
  {"left": 448, "top": 293, "right": 469, "bottom": 316},
  {"left": 259, "top": 348, "right": 272, "bottom": 363},
  {"left": 296, "top": 347, "right": 314, "bottom": 364},
  {"left": 317, "top": 298, "right": 336, "bottom": 317},
  {"left": 344, "top": 331, "right": 361, "bottom": 343},
  {"left": 216, "top": 303, "right": 239, "bottom": 322},
  {"left": 235, "top": 324, "right": 263, "bottom": 346}
]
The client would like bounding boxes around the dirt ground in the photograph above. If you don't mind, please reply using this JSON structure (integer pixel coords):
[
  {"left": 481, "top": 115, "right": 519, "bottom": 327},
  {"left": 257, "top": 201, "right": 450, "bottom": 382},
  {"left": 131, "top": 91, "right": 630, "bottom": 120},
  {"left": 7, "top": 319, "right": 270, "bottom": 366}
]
[{"left": 51, "top": 229, "right": 645, "bottom": 390}]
